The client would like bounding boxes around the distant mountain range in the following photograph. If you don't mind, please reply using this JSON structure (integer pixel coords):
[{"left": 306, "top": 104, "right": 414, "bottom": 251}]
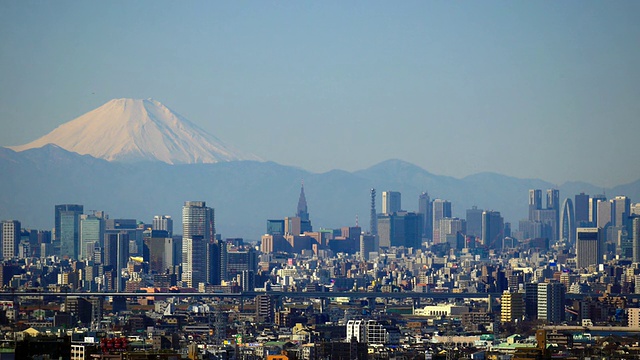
[
  {"left": 2, "top": 145, "right": 639, "bottom": 240},
  {"left": 2, "top": 98, "right": 639, "bottom": 239}
]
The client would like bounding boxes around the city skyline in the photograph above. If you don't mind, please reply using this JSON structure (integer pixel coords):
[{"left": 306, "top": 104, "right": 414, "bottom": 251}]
[{"left": 2, "top": 2, "right": 640, "bottom": 187}]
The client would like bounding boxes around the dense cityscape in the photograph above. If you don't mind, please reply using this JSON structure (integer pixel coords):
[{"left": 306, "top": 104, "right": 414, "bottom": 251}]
[{"left": 1, "top": 184, "right": 640, "bottom": 359}]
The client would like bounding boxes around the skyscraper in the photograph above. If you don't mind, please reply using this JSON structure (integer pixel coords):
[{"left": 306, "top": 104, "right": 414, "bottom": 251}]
[
  {"left": 152, "top": 215, "right": 173, "bottom": 236},
  {"left": 576, "top": 227, "right": 602, "bottom": 269},
  {"left": 537, "top": 282, "right": 565, "bottom": 324},
  {"left": 612, "top": 196, "right": 631, "bottom": 228},
  {"left": 481, "top": 211, "right": 504, "bottom": 248},
  {"left": 296, "top": 182, "right": 312, "bottom": 232},
  {"left": 103, "top": 232, "right": 129, "bottom": 292},
  {"left": 633, "top": 217, "right": 640, "bottom": 263},
  {"left": 382, "top": 191, "right": 401, "bottom": 215},
  {"left": 546, "top": 189, "right": 560, "bottom": 240},
  {"left": 55, "top": 204, "right": 83, "bottom": 259},
  {"left": 528, "top": 190, "right": 542, "bottom": 220},
  {"left": 80, "top": 214, "right": 105, "bottom": 261},
  {"left": 466, "top": 206, "right": 483, "bottom": 238},
  {"left": 432, "top": 199, "right": 452, "bottom": 244},
  {"left": 418, "top": 192, "right": 432, "bottom": 240},
  {"left": 589, "top": 194, "right": 606, "bottom": 225},
  {"left": 560, "top": 198, "right": 575, "bottom": 244},
  {"left": 1, "top": 220, "right": 20, "bottom": 260},
  {"left": 574, "top": 193, "right": 590, "bottom": 226},
  {"left": 182, "top": 201, "right": 215, "bottom": 288}
]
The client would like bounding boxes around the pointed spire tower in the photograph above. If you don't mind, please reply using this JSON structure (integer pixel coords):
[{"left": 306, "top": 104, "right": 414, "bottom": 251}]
[{"left": 296, "top": 180, "right": 312, "bottom": 232}]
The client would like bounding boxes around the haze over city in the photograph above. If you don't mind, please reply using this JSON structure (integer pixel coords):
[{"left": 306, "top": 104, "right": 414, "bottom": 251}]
[{"left": 2, "top": 1, "right": 640, "bottom": 187}]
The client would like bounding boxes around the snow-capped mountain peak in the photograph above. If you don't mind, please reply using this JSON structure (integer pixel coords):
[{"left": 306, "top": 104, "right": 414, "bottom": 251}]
[{"left": 9, "top": 98, "right": 261, "bottom": 164}]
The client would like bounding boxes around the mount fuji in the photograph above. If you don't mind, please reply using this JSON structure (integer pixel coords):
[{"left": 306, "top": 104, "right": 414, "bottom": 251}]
[{"left": 9, "top": 98, "right": 261, "bottom": 164}]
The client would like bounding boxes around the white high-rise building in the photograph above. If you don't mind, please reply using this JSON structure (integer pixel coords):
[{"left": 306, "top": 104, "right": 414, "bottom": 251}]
[
  {"left": 181, "top": 201, "right": 215, "bottom": 288},
  {"left": 382, "top": 191, "right": 401, "bottom": 215},
  {"left": 2, "top": 220, "right": 21, "bottom": 260},
  {"left": 152, "top": 215, "right": 173, "bottom": 236}
]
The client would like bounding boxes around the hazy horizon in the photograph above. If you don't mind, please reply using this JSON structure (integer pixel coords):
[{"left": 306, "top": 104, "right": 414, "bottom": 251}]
[{"left": 2, "top": 1, "right": 639, "bottom": 188}]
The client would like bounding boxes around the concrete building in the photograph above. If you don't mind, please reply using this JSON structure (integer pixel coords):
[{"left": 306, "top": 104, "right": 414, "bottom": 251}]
[
  {"left": 537, "top": 282, "right": 565, "bottom": 324},
  {"left": 576, "top": 227, "right": 602, "bottom": 269},
  {"left": 500, "top": 291, "right": 524, "bottom": 324},
  {"left": 1, "top": 220, "right": 20, "bottom": 260},
  {"left": 382, "top": 191, "right": 402, "bottom": 215}
]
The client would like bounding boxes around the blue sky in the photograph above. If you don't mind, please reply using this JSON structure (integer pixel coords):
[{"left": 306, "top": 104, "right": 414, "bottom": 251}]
[{"left": 1, "top": 1, "right": 639, "bottom": 187}]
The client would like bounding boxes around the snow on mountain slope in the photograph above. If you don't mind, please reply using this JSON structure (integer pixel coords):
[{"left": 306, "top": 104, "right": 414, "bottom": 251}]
[{"left": 9, "top": 98, "right": 261, "bottom": 164}]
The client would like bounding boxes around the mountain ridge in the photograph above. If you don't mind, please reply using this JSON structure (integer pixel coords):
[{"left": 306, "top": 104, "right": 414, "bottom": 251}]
[{"left": 2, "top": 146, "right": 638, "bottom": 239}]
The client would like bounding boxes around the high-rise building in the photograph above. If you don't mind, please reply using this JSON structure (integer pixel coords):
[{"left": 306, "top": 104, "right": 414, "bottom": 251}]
[
  {"left": 612, "top": 196, "right": 631, "bottom": 228},
  {"left": 596, "top": 199, "right": 612, "bottom": 229},
  {"left": 537, "top": 282, "right": 565, "bottom": 324},
  {"left": 589, "top": 195, "right": 606, "bottom": 225},
  {"left": 500, "top": 291, "right": 524, "bottom": 324},
  {"left": 182, "top": 201, "right": 215, "bottom": 288},
  {"left": 80, "top": 214, "right": 105, "bottom": 261},
  {"left": 143, "top": 229, "right": 173, "bottom": 274},
  {"left": 103, "top": 232, "right": 129, "bottom": 292},
  {"left": 418, "top": 192, "right": 432, "bottom": 239},
  {"left": 438, "top": 217, "right": 466, "bottom": 249},
  {"left": 466, "top": 206, "right": 483, "bottom": 238},
  {"left": 574, "top": 193, "right": 590, "bottom": 226},
  {"left": 560, "top": 198, "right": 575, "bottom": 244},
  {"left": 55, "top": 204, "right": 83, "bottom": 259},
  {"left": 1, "top": 220, "right": 20, "bottom": 260},
  {"left": 576, "top": 227, "right": 602, "bottom": 269},
  {"left": 297, "top": 182, "right": 312, "bottom": 233},
  {"left": 529, "top": 190, "right": 542, "bottom": 220},
  {"left": 547, "top": 189, "right": 560, "bottom": 241},
  {"left": 377, "top": 212, "right": 422, "bottom": 249},
  {"left": 382, "top": 191, "right": 402, "bottom": 215},
  {"left": 432, "top": 199, "right": 452, "bottom": 244},
  {"left": 632, "top": 217, "right": 640, "bottom": 263},
  {"left": 481, "top": 211, "right": 504, "bottom": 248},
  {"left": 359, "top": 233, "right": 378, "bottom": 261},
  {"left": 152, "top": 215, "right": 173, "bottom": 236}
]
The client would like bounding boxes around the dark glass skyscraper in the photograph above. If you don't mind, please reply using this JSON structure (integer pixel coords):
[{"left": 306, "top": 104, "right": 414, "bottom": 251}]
[{"left": 55, "top": 204, "right": 83, "bottom": 259}]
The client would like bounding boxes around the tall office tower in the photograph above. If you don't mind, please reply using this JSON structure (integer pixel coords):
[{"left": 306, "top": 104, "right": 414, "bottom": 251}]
[
  {"left": 574, "top": 193, "right": 590, "bottom": 226},
  {"left": 612, "top": 196, "right": 631, "bottom": 228},
  {"left": 597, "top": 199, "right": 612, "bottom": 229},
  {"left": 576, "top": 227, "right": 602, "bottom": 269},
  {"left": 524, "top": 283, "right": 538, "bottom": 320},
  {"left": 418, "top": 192, "right": 432, "bottom": 239},
  {"left": 103, "top": 232, "right": 129, "bottom": 292},
  {"left": 438, "top": 217, "right": 466, "bottom": 249},
  {"left": 633, "top": 217, "right": 640, "bottom": 263},
  {"left": 296, "top": 182, "right": 312, "bottom": 232},
  {"left": 560, "top": 198, "right": 575, "bottom": 244},
  {"left": 143, "top": 229, "right": 172, "bottom": 274},
  {"left": 432, "top": 199, "right": 452, "bottom": 244},
  {"left": 80, "top": 214, "right": 105, "bottom": 261},
  {"left": 466, "top": 206, "right": 483, "bottom": 238},
  {"left": 360, "top": 233, "right": 378, "bottom": 261},
  {"left": 55, "top": 204, "right": 83, "bottom": 259},
  {"left": 546, "top": 189, "right": 560, "bottom": 240},
  {"left": 226, "top": 247, "right": 257, "bottom": 281},
  {"left": 370, "top": 189, "right": 378, "bottom": 236},
  {"left": 481, "top": 211, "right": 504, "bottom": 248},
  {"left": 590, "top": 195, "right": 606, "bottom": 226},
  {"left": 152, "top": 215, "right": 173, "bottom": 236},
  {"left": 376, "top": 212, "right": 422, "bottom": 249},
  {"left": 284, "top": 217, "right": 302, "bottom": 235},
  {"left": 1, "top": 220, "right": 20, "bottom": 260},
  {"left": 537, "top": 282, "right": 565, "bottom": 324},
  {"left": 632, "top": 203, "right": 640, "bottom": 216},
  {"left": 182, "top": 201, "right": 215, "bottom": 288},
  {"left": 382, "top": 191, "right": 402, "bottom": 215},
  {"left": 500, "top": 291, "right": 524, "bottom": 324},
  {"left": 528, "top": 189, "right": 542, "bottom": 220}
]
